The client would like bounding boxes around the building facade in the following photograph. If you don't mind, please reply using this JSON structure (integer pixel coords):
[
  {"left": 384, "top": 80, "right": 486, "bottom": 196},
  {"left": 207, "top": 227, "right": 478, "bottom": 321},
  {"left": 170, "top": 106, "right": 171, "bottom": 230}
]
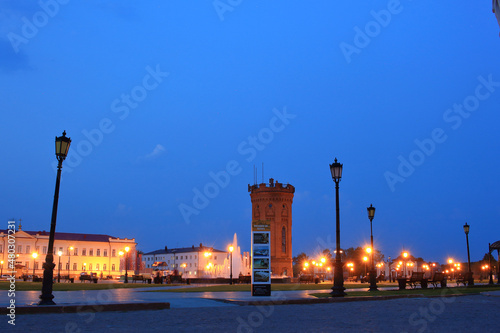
[
  {"left": 0, "top": 225, "right": 136, "bottom": 279},
  {"left": 248, "top": 178, "right": 295, "bottom": 276},
  {"left": 142, "top": 244, "right": 228, "bottom": 278}
]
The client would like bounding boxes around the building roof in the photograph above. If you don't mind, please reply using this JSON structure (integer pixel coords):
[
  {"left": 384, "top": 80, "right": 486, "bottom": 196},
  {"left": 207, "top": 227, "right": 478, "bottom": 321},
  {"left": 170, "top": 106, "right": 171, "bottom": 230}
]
[
  {"left": 490, "top": 241, "right": 500, "bottom": 250},
  {"left": 0, "top": 230, "right": 133, "bottom": 243},
  {"left": 144, "top": 245, "right": 226, "bottom": 256}
]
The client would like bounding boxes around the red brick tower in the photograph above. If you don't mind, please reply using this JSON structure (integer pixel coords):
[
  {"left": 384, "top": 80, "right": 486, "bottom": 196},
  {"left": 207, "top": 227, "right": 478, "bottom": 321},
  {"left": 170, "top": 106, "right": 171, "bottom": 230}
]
[{"left": 248, "top": 178, "right": 295, "bottom": 276}]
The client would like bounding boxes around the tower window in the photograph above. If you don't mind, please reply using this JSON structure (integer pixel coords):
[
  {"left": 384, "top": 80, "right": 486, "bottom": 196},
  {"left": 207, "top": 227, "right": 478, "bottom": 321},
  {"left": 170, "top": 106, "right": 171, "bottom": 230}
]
[{"left": 282, "top": 226, "right": 286, "bottom": 253}]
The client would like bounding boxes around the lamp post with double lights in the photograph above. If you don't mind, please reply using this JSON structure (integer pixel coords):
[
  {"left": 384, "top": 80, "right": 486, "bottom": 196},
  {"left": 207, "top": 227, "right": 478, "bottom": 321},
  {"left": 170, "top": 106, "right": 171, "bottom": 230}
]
[
  {"left": 32, "top": 252, "right": 38, "bottom": 280},
  {"left": 39, "top": 131, "right": 71, "bottom": 305},
  {"left": 329, "top": 158, "right": 346, "bottom": 297},
  {"left": 57, "top": 251, "right": 62, "bottom": 283},
  {"left": 463, "top": 222, "right": 474, "bottom": 286},
  {"left": 228, "top": 245, "right": 234, "bottom": 285},
  {"left": 367, "top": 204, "right": 378, "bottom": 291}
]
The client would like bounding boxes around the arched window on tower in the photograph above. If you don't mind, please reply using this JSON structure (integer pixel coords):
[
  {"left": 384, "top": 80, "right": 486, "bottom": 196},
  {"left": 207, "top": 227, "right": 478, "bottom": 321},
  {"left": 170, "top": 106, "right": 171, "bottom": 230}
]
[{"left": 282, "top": 226, "right": 286, "bottom": 253}]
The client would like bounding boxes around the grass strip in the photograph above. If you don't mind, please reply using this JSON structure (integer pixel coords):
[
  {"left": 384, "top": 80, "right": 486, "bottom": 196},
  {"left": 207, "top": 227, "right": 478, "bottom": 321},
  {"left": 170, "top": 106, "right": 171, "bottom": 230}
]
[
  {"left": 0, "top": 281, "right": 181, "bottom": 291},
  {"left": 311, "top": 285, "right": 500, "bottom": 298}
]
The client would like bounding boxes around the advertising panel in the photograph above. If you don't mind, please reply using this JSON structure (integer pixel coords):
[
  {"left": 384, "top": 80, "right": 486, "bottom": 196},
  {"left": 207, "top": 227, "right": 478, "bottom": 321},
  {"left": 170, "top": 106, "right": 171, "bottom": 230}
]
[{"left": 251, "top": 220, "right": 271, "bottom": 296}]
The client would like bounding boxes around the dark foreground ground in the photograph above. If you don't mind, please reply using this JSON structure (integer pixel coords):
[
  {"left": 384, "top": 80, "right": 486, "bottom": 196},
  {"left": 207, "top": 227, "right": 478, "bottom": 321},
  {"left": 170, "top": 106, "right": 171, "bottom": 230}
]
[{"left": 2, "top": 293, "right": 499, "bottom": 333}]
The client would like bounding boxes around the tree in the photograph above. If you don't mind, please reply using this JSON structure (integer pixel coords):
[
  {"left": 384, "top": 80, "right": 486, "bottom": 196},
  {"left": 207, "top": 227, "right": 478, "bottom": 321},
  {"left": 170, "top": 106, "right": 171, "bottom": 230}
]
[
  {"left": 292, "top": 252, "right": 309, "bottom": 277},
  {"left": 482, "top": 252, "right": 498, "bottom": 264}
]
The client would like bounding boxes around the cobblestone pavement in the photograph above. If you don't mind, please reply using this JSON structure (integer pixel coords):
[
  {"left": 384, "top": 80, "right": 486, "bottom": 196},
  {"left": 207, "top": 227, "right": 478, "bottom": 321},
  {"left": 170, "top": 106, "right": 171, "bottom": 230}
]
[{"left": 3, "top": 293, "right": 500, "bottom": 333}]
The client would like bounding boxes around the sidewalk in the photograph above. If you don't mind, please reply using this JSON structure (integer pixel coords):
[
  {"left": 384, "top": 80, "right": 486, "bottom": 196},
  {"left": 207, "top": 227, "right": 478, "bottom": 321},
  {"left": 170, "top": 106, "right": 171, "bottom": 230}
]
[{"left": 4, "top": 283, "right": 498, "bottom": 310}]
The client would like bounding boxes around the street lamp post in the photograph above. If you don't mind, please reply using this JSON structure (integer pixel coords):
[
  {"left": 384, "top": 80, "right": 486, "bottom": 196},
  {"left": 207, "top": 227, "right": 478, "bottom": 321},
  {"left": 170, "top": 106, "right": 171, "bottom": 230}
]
[
  {"left": 488, "top": 244, "right": 494, "bottom": 285},
  {"left": 39, "top": 131, "right": 71, "bottom": 305},
  {"left": 463, "top": 223, "right": 474, "bottom": 286},
  {"left": 32, "top": 252, "right": 38, "bottom": 280},
  {"left": 57, "top": 251, "right": 62, "bottom": 283},
  {"left": 402, "top": 251, "right": 409, "bottom": 278},
  {"left": 124, "top": 247, "right": 130, "bottom": 283},
  {"left": 330, "top": 158, "right": 346, "bottom": 297},
  {"left": 68, "top": 246, "right": 73, "bottom": 280},
  {"left": 363, "top": 256, "right": 368, "bottom": 277},
  {"left": 367, "top": 204, "right": 378, "bottom": 291},
  {"left": 229, "top": 245, "right": 234, "bottom": 285},
  {"left": 387, "top": 256, "right": 392, "bottom": 282}
]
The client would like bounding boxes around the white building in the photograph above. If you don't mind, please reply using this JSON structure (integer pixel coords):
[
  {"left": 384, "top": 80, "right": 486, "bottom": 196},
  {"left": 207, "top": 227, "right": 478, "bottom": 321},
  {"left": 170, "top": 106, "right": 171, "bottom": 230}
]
[
  {"left": 142, "top": 243, "right": 229, "bottom": 278},
  {"left": 0, "top": 224, "right": 136, "bottom": 279}
]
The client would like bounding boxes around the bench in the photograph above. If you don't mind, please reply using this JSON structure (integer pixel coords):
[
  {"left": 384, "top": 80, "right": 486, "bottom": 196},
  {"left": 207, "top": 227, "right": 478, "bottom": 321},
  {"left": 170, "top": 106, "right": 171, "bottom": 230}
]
[
  {"left": 398, "top": 272, "right": 428, "bottom": 289},
  {"left": 428, "top": 272, "right": 447, "bottom": 288},
  {"left": 299, "top": 275, "right": 314, "bottom": 284},
  {"left": 60, "top": 275, "right": 75, "bottom": 283},
  {"left": 79, "top": 274, "right": 98, "bottom": 283},
  {"left": 132, "top": 275, "right": 144, "bottom": 283},
  {"left": 456, "top": 272, "right": 473, "bottom": 286},
  {"left": 239, "top": 275, "right": 251, "bottom": 284},
  {"left": 132, "top": 274, "right": 152, "bottom": 284}
]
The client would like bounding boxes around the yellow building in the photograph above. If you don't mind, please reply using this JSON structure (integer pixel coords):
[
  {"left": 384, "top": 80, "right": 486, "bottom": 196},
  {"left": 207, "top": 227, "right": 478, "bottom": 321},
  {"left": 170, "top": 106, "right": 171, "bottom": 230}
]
[{"left": 0, "top": 226, "right": 136, "bottom": 279}]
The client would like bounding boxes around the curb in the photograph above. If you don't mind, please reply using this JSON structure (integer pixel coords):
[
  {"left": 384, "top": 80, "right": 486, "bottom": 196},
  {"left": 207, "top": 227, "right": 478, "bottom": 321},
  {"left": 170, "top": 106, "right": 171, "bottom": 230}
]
[
  {"left": 213, "top": 294, "right": 424, "bottom": 306},
  {"left": 212, "top": 292, "right": 479, "bottom": 306},
  {"left": 1, "top": 302, "right": 170, "bottom": 315}
]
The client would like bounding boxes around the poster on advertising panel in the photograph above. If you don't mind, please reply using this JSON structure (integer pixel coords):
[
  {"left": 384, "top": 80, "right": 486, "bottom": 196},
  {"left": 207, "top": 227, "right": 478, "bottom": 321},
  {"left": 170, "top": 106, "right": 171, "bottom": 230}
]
[{"left": 251, "top": 220, "right": 271, "bottom": 296}]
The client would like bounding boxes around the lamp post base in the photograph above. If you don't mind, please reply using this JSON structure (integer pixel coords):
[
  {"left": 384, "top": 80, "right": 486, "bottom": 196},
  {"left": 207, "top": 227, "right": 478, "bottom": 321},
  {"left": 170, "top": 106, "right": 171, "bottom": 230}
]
[
  {"left": 39, "top": 261, "right": 56, "bottom": 306},
  {"left": 330, "top": 286, "right": 346, "bottom": 297},
  {"left": 369, "top": 270, "right": 378, "bottom": 291}
]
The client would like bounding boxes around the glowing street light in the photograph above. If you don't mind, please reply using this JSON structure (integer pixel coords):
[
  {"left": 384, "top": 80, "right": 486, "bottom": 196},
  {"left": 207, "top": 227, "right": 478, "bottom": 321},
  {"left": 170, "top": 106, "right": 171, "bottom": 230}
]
[
  {"left": 124, "top": 246, "right": 130, "bottom": 283},
  {"left": 228, "top": 245, "right": 234, "bottom": 285},
  {"left": 68, "top": 246, "right": 74, "bottom": 281},
  {"left": 57, "top": 251, "right": 62, "bottom": 283},
  {"left": 363, "top": 256, "right": 368, "bottom": 276},
  {"left": 32, "top": 252, "right": 38, "bottom": 280}
]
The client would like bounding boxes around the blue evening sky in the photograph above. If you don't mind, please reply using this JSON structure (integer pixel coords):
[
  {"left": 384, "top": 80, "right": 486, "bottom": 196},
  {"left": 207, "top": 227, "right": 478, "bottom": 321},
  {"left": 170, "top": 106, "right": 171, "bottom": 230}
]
[{"left": 1, "top": 1, "right": 499, "bottom": 264}]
